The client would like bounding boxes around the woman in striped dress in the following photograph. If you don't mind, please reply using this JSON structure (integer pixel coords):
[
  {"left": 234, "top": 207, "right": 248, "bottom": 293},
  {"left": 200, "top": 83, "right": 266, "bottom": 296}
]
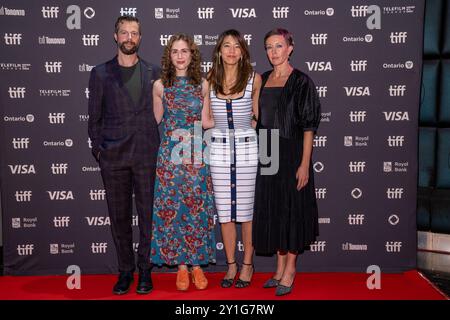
[{"left": 207, "top": 29, "right": 261, "bottom": 288}]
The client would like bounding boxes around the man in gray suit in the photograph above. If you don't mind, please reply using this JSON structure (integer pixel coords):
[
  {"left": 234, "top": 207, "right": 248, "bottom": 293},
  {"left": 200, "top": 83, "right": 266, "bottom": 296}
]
[{"left": 88, "top": 15, "right": 160, "bottom": 295}]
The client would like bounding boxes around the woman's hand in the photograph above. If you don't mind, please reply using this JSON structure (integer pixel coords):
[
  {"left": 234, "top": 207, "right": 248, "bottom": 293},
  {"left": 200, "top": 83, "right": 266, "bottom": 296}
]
[{"left": 295, "top": 164, "right": 309, "bottom": 191}]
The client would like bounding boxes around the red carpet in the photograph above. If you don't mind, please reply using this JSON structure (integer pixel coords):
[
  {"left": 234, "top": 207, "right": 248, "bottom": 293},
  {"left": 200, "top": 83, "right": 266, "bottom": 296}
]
[{"left": 0, "top": 270, "right": 446, "bottom": 300}]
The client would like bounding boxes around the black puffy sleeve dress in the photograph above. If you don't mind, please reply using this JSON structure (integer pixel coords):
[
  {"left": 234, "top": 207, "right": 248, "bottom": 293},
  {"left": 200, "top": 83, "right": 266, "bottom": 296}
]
[{"left": 253, "top": 69, "right": 321, "bottom": 255}]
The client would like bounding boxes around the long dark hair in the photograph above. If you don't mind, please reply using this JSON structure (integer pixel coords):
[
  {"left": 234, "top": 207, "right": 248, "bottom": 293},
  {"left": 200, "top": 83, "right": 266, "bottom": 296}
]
[
  {"left": 208, "top": 29, "right": 253, "bottom": 95},
  {"left": 161, "top": 33, "right": 202, "bottom": 87}
]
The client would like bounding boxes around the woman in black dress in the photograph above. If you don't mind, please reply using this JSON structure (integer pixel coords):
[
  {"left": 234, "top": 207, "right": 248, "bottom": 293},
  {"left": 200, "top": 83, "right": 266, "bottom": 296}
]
[{"left": 253, "top": 28, "right": 321, "bottom": 296}]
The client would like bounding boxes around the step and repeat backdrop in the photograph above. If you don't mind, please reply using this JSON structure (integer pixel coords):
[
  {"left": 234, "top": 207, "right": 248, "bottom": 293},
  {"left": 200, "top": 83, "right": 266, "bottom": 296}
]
[{"left": 0, "top": 0, "right": 424, "bottom": 275}]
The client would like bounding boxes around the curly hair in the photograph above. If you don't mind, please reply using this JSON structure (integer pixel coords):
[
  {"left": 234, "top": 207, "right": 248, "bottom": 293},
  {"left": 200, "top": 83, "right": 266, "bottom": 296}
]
[
  {"left": 160, "top": 33, "right": 202, "bottom": 87},
  {"left": 208, "top": 29, "right": 253, "bottom": 96}
]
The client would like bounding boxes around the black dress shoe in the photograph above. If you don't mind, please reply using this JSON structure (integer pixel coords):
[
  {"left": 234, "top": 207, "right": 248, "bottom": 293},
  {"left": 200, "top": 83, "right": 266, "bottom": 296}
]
[
  {"left": 136, "top": 269, "right": 153, "bottom": 294},
  {"left": 221, "top": 261, "right": 239, "bottom": 288},
  {"left": 113, "top": 271, "right": 134, "bottom": 295},
  {"left": 235, "top": 263, "right": 254, "bottom": 288}
]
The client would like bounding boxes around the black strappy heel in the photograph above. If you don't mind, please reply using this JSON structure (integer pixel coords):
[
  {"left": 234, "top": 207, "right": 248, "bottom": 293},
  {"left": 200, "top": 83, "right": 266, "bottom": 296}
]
[
  {"left": 235, "top": 262, "right": 254, "bottom": 288},
  {"left": 220, "top": 261, "right": 239, "bottom": 288}
]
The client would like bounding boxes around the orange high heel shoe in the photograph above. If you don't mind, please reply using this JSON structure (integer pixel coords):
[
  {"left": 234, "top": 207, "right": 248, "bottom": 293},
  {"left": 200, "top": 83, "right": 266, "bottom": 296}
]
[
  {"left": 191, "top": 268, "right": 208, "bottom": 290},
  {"left": 176, "top": 268, "right": 190, "bottom": 291}
]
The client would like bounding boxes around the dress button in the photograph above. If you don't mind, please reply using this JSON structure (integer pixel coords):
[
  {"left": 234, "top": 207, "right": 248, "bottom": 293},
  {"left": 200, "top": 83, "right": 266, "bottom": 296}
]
[
  {"left": 231, "top": 167, "right": 235, "bottom": 171},
  {"left": 231, "top": 218, "right": 235, "bottom": 222},
  {"left": 231, "top": 184, "right": 235, "bottom": 188},
  {"left": 231, "top": 200, "right": 236, "bottom": 205},
  {"left": 228, "top": 117, "right": 233, "bottom": 121}
]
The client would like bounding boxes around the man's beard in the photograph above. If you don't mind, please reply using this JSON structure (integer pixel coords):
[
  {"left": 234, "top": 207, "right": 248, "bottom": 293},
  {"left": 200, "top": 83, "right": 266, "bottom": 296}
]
[{"left": 119, "top": 41, "right": 139, "bottom": 55}]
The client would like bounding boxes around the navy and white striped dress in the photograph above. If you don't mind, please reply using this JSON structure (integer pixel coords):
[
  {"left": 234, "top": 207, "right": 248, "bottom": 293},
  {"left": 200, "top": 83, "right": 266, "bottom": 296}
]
[{"left": 210, "top": 73, "right": 258, "bottom": 223}]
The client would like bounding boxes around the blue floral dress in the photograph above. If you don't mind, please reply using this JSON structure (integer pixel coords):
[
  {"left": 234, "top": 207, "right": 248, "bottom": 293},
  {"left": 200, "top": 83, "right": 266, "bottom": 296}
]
[{"left": 151, "top": 77, "right": 216, "bottom": 266}]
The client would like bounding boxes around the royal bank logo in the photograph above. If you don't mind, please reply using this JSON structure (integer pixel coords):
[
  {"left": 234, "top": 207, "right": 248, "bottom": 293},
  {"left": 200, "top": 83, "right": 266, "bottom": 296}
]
[
  {"left": 160, "top": 34, "right": 173, "bottom": 46},
  {"left": 385, "top": 241, "right": 402, "bottom": 252},
  {"left": 387, "top": 188, "right": 404, "bottom": 199},
  {"left": 4, "top": 33, "right": 22, "bottom": 45},
  {"left": 315, "top": 188, "right": 327, "bottom": 199},
  {"left": 384, "top": 161, "right": 408, "bottom": 173},
  {"left": 91, "top": 242, "right": 107, "bottom": 253},
  {"left": 313, "top": 136, "right": 327, "bottom": 147},
  {"left": 12, "top": 218, "right": 21, "bottom": 228},
  {"left": 306, "top": 61, "right": 332, "bottom": 72},
  {"left": 50, "top": 243, "right": 75, "bottom": 254},
  {"left": 316, "top": 86, "right": 327, "bottom": 98},
  {"left": 0, "top": 7, "right": 26, "bottom": 16},
  {"left": 50, "top": 244, "right": 59, "bottom": 254},
  {"left": 197, "top": 7, "right": 214, "bottom": 19},
  {"left": 344, "top": 136, "right": 369, "bottom": 147},
  {"left": 17, "top": 244, "right": 34, "bottom": 255},
  {"left": 350, "top": 60, "right": 367, "bottom": 72},
  {"left": 12, "top": 217, "right": 37, "bottom": 228},
  {"left": 53, "top": 216, "right": 70, "bottom": 227},
  {"left": 89, "top": 189, "right": 106, "bottom": 201},
  {"left": 15, "top": 191, "right": 32, "bottom": 202},
  {"left": 201, "top": 61, "right": 213, "bottom": 73},
  {"left": 38, "top": 36, "right": 66, "bottom": 45},
  {"left": 311, "top": 33, "right": 327, "bottom": 45},
  {"left": 321, "top": 111, "right": 331, "bottom": 122},
  {"left": 42, "top": 6, "right": 59, "bottom": 18},
  {"left": 310, "top": 241, "right": 326, "bottom": 252},
  {"left": 1, "top": 63, "right": 31, "bottom": 71},
  {"left": 344, "top": 86, "right": 370, "bottom": 96},
  {"left": 9, "top": 164, "right": 36, "bottom": 175},
  {"left": 383, "top": 111, "right": 409, "bottom": 121},
  {"left": 388, "top": 85, "right": 406, "bottom": 96},
  {"left": 390, "top": 32, "right": 407, "bottom": 43},
  {"left": 387, "top": 136, "right": 404, "bottom": 147},
  {"left": 154, "top": 7, "right": 180, "bottom": 19},
  {"left": 349, "top": 111, "right": 366, "bottom": 122},
  {"left": 48, "top": 112, "right": 65, "bottom": 124},
  {"left": 383, "top": 161, "right": 392, "bottom": 172},
  {"left": 51, "top": 163, "right": 68, "bottom": 174},
  {"left": 348, "top": 214, "right": 365, "bottom": 225},
  {"left": 46, "top": 190, "right": 75, "bottom": 200},
  {"left": 229, "top": 8, "right": 256, "bottom": 18},
  {"left": 351, "top": 188, "right": 363, "bottom": 199},
  {"left": 12, "top": 138, "right": 30, "bottom": 149},
  {"left": 194, "top": 34, "right": 202, "bottom": 45},
  {"left": 8, "top": 87, "right": 26, "bottom": 98},
  {"left": 349, "top": 161, "right": 365, "bottom": 173},
  {"left": 273, "top": 6, "right": 289, "bottom": 18},
  {"left": 119, "top": 7, "right": 137, "bottom": 16}
]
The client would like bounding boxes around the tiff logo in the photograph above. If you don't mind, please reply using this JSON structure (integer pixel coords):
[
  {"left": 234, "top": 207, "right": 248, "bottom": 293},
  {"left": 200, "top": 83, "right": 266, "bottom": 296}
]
[
  {"left": 349, "top": 111, "right": 366, "bottom": 122},
  {"left": 349, "top": 161, "right": 366, "bottom": 172},
  {"left": 90, "top": 189, "right": 106, "bottom": 200},
  {"left": 44, "top": 61, "right": 62, "bottom": 73},
  {"left": 42, "top": 6, "right": 59, "bottom": 18},
  {"left": 387, "top": 188, "right": 404, "bottom": 199},
  {"left": 91, "top": 242, "right": 107, "bottom": 253},
  {"left": 315, "top": 188, "right": 327, "bottom": 199},
  {"left": 390, "top": 32, "right": 407, "bottom": 44},
  {"left": 17, "top": 244, "right": 34, "bottom": 255},
  {"left": 85, "top": 88, "right": 90, "bottom": 99},
  {"left": 82, "top": 34, "right": 99, "bottom": 46},
  {"left": 389, "top": 85, "right": 406, "bottom": 96},
  {"left": 316, "top": 86, "right": 327, "bottom": 98},
  {"left": 4, "top": 33, "right": 22, "bottom": 45},
  {"left": 8, "top": 87, "right": 26, "bottom": 98},
  {"left": 385, "top": 241, "right": 402, "bottom": 252},
  {"left": 350, "top": 60, "right": 367, "bottom": 71},
  {"left": 273, "top": 6, "right": 289, "bottom": 19},
  {"left": 310, "top": 241, "right": 326, "bottom": 252},
  {"left": 387, "top": 136, "right": 405, "bottom": 147},
  {"left": 15, "top": 191, "right": 32, "bottom": 202},
  {"left": 51, "top": 163, "right": 68, "bottom": 174},
  {"left": 120, "top": 7, "right": 137, "bottom": 16},
  {"left": 243, "top": 34, "right": 252, "bottom": 45},
  {"left": 348, "top": 214, "right": 365, "bottom": 225},
  {"left": 12, "top": 138, "right": 30, "bottom": 149},
  {"left": 201, "top": 61, "right": 213, "bottom": 73},
  {"left": 311, "top": 33, "right": 327, "bottom": 45},
  {"left": 160, "top": 34, "right": 173, "bottom": 46},
  {"left": 198, "top": 7, "right": 214, "bottom": 19},
  {"left": 313, "top": 136, "right": 327, "bottom": 147},
  {"left": 54, "top": 216, "right": 70, "bottom": 227},
  {"left": 49, "top": 112, "right": 65, "bottom": 124},
  {"left": 351, "top": 5, "right": 369, "bottom": 17}
]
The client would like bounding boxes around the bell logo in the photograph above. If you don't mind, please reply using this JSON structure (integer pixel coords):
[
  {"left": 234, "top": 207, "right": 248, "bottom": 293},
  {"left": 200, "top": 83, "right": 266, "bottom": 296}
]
[
  {"left": 344, "top": 86, "right": 370, "bottom": 96},
  {"left": 229, "top": 8, "right": 256, "bottom": 18},
  {"left": 160, "top": 34, "right": 173, "bottom": 46},
  {"left": 51, "top": 163, "right": 68, "bottom": 174},
  {"left": 313, "top": 162, "right": 324, "bottom": 173},
  {"left": 197, "top": 7, "right": 214, "bottom": 19},
  {"left": 388, "top": 214, "right": 400, "bottom": 225},
  {"left": 387, "top": 136, "right": 404, "bottom": 147},
  {"left": 85, "top": 216, "right": 110, "bottom": 226},
  {"left": 48, "top": 112, "right": 65, "bottom": 124},
  {"left": 351, "top": 188, "right": 362, "bottom": 199},
  {"left": 316, "top": 86, "right": 327, "bottom": 98},
  {"left": 66, "top": 5, "right": 95, "bottom": 30},
  {"left": 42, "top": 6, "right": 59, "bottom": 18},
  {"left": 9, "top": 164, "right": 36, "bottom": 175},
  {"left": 53, "top": 216, "right": 70, "bottom": 227},
  {"left": 12, "top": 138, "right": 30, "bottom": 149},
  {"left": 349, "top": 111, "right": 366, "bottom": 122},
  {"left": 315, "top": 188, "right": 327, "bottom": 199},
  {"left": 386, "top": 188, "right": 403, "bottom": 199},
  {"left": 313, "top": 136, "right": 327, "bottom": 147},
  {"left": 90, "top": 189, "right": 106, "bottom": 200},
  {"left": 17, "top": 244, "right": 34, "bottom": 255},
  {"left": 8, "top": 87, "right": 26, "bottom": 98},
  {"left": 389, "top": 85, "right": 406, "bottom": 96},
  {"left": 120, "top": 8, "right": 137, "bottom": 16},
  {"left": 390, "top": 32, "right": 407, "bottom": 44},
  {"left": 82, "top": 34, "right": 99, "bottom": 46},
  {"left": 383, "top": 111, "right": 409, "bottom": 121},
  {"left": 349, "top": 161, "right": 365, "bottom": 173},
  {"left": 311, "top": 34, "right": 327, "bottom": 45},
  {"left": 348, "top": 214, "right": 365, "bottom": 225},
  {"left": 350, "top": 60, "right": 367, "bottom": 72},
  {"left": 310, "top": 241, "right": 326, "bottom": 252},
  {"left": 273, "top": 6, "right": 289, "bottom": 18},
  {"left": 91, "top": 242, "right": 107, "bottom": 253},
  {"left": 385, "top": 241, "right": 402, "bottom": 252},
  {"left": 4, "top": 33, "right": 22, "bottom": 45},
  {"left": 47, "top": 191, "right": 75, "bottom": 200},
  {"left": 15, "top": 191, "right": 32, "bottom": 202},
  {"left": 306, "top": 61, "right": 332, "bottom": 72}
]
